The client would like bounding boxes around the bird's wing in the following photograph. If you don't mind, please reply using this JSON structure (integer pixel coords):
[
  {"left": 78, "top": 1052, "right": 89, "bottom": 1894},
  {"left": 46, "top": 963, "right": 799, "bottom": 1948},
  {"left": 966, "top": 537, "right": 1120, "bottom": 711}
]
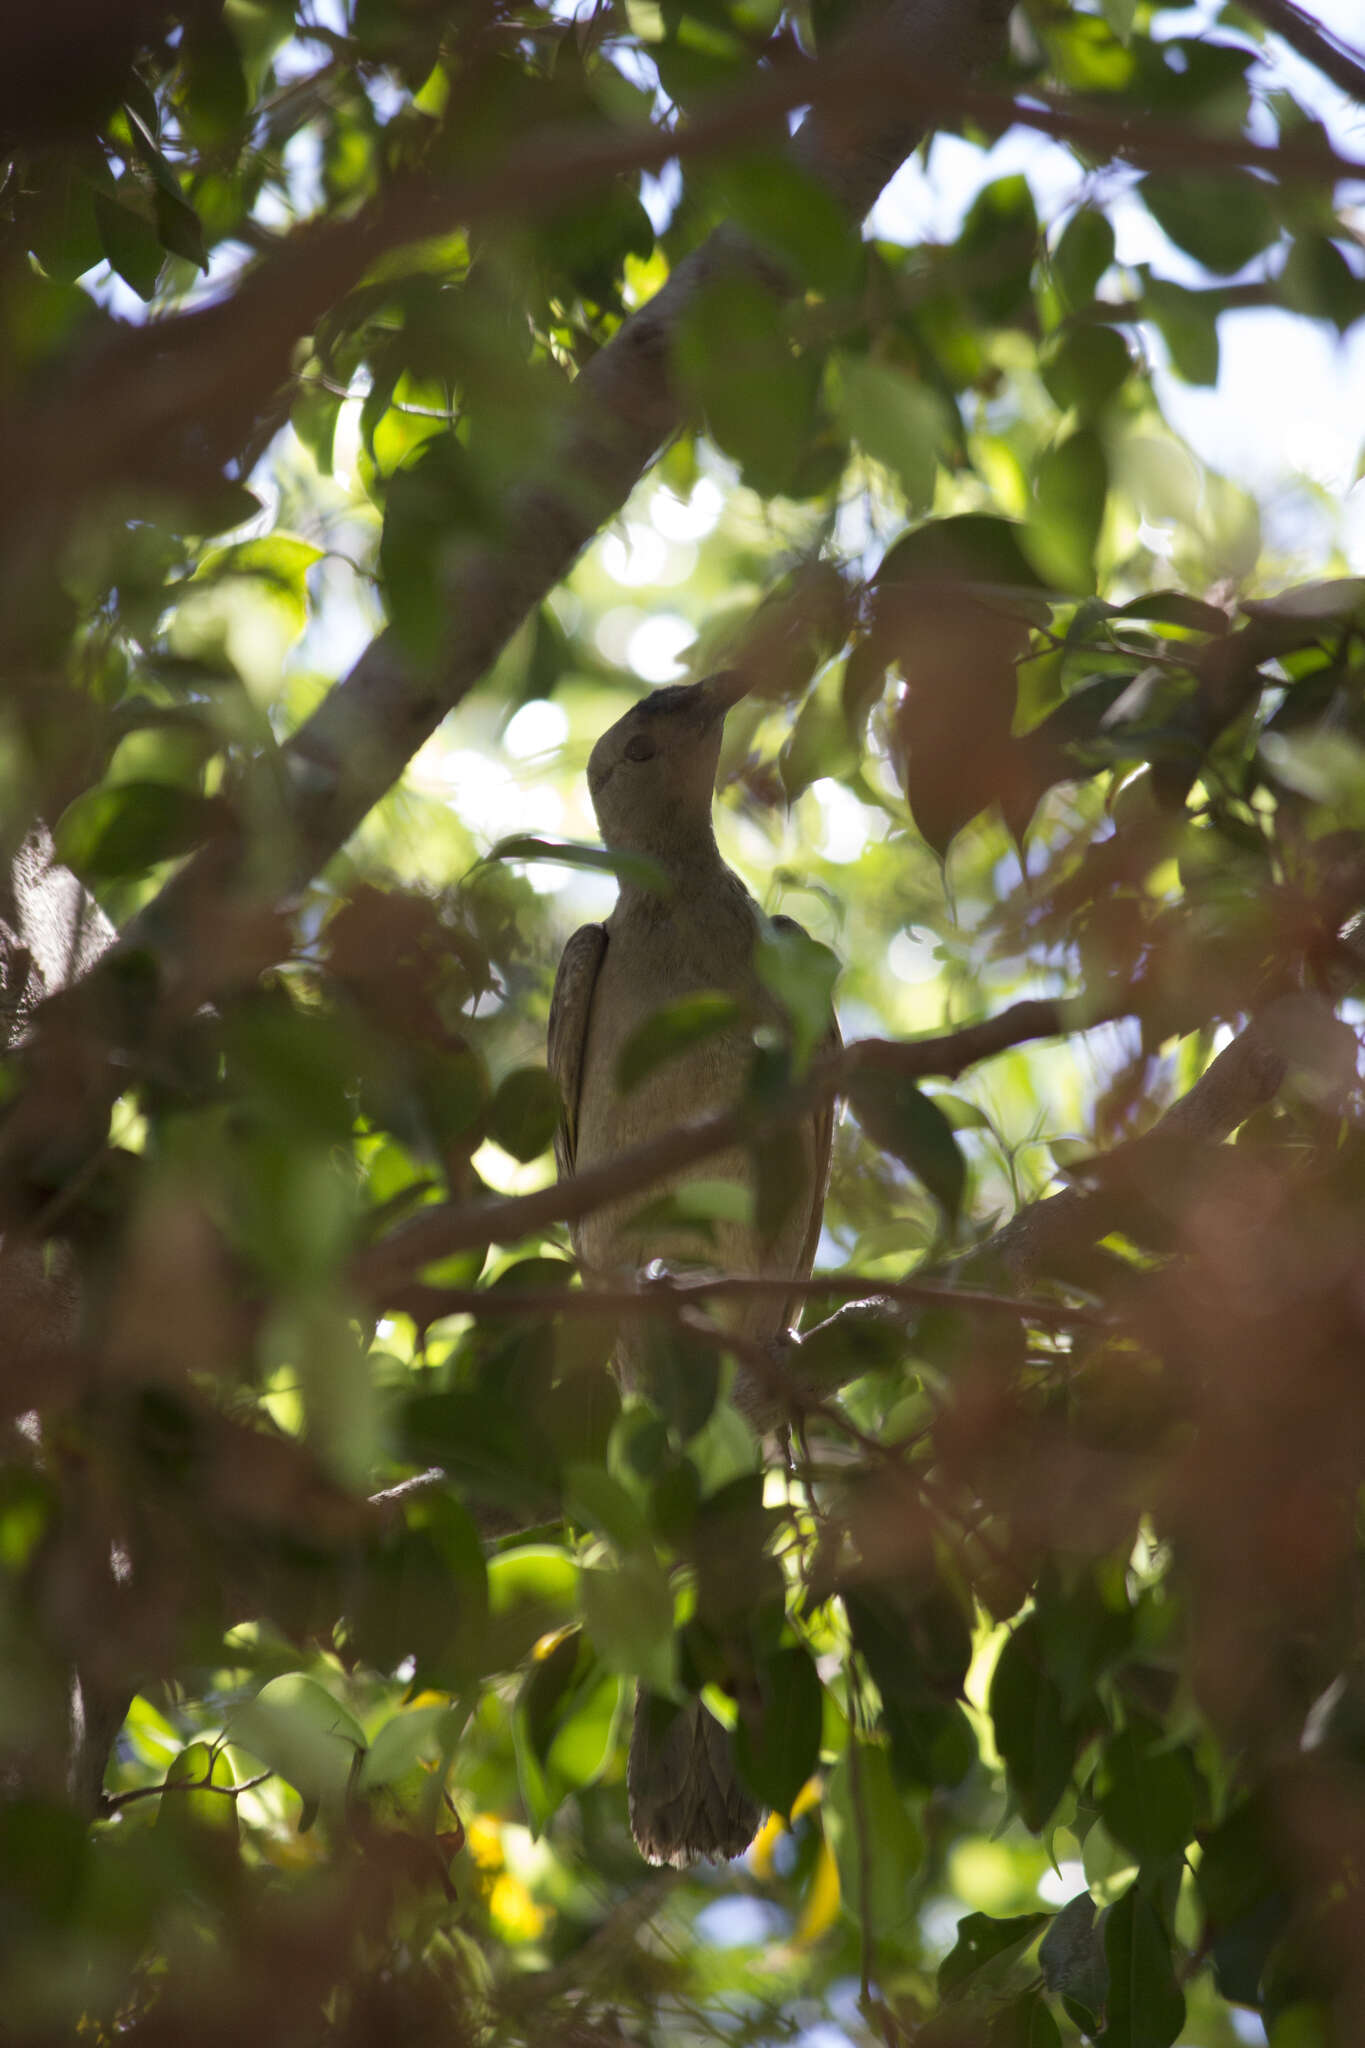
[
  {"left": 547, "top": 922, "right": 608, "bottom": 1179},
  {"left": 771, "top": 913, "right": 841, "bottom": 1285}
]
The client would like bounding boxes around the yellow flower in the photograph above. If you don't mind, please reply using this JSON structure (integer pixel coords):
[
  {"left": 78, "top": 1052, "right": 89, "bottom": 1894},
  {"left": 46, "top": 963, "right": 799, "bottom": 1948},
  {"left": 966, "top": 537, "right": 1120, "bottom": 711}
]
[
  {"left": 464, "top": 1815, "right": 504, "bottom": 1872},
  {"left": 489, "top": 1872, "right": 548, "bottom": 1941}
]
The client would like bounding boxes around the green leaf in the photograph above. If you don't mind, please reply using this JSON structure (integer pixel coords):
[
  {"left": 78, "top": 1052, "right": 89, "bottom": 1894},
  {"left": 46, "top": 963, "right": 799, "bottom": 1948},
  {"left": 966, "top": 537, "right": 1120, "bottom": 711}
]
[
  {"left": 1141, "top": 173, "right": 1278, "bottom": 277},
  {"left": 824, "top": 1739, "right": 923, "bottom": 1938},
  {"left": 634, "top": 1318, "right": 721, "bottom": 1440},
  {"left": 490, "top": 1066, "right": 561, "bottom": 1162},
  {"left": 673, "top": 276, "right": 819, "bottom": 496},
  {"left": 564, "top": 1464, "right": 653, "bottom": 1555},
  {"left": 1103, "top": 1884, "right": 1185, "bottom": 2048},
  {"left": 55, "top": 780, "right": 219, "bottom": 879},
  {"left": 755, "top": 920, "right": 839, "bottom": 1067},
  {"left": 358, "top": 1703, "right": 461, "bottom": 1791},
  {"left": 988, "top": 1990, "right": 1063, "bottom": 2048},
  {"left": 1197, "top": 1796, "right": 1288, "bottom": 2007},
  {"left": 1041, "top": 325, "right": 1132, "bottom": 418},
  {"left": 1052, "top": 209, "right": 1116, "bottom": 311},
  {"left": 153, "top": 182, "right": 208, "bottom": 271},
  {"left": 733, "top": 1641, "right": 823, "bottom": 1818},
  {"left": 230, "top": 1675, "right": 366, "bottom": 1819},
  {"left": 1097, "top": 1725, "right": 1200, "bottom": 1864},
  {"left": 836, "top": 357, "right": 950, "bottom": 513},
  {"left": 158, "top": 1742, "right": 238, "bottom": 1845},
  {"left": 957, "top": 175, "right": 1039, "bottom": 328},
  {"left": 939, "top": 1911, "right": 1050, "bottom": 1999},
  {"left": 616, "top": 992, "right": 744, "bottom": 1092},
  {"left": 847, "top": 1072, "right": 965, "bottom": 1222},
  {"left": 484, "top": 834, "right": 671, "bottom": 897},
  {"left": 710, "top": 155, "right": 860, "bottom": 299},
  {"left": 1039, "top": 1892, "right": 1109, "bottom": 2027},
  {"left": 93, "top": 188, "right": 164, "bottom": 300},
  {"left": 579, "top": 1555, "right": 676, "bottom": 1693},
  {"left": 988, "top": 1613, "right": 1082, "bottom": 1832},
  {"left": 1143, "top": 275, "right": 1221, "bottom": 385},
  {"left": 1029, "top": 428, "right": 1108, "bottom": 593}
]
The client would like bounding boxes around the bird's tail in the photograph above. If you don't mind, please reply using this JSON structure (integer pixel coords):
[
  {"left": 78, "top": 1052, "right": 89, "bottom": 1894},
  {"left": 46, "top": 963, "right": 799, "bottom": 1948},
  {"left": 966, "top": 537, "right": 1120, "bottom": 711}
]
[{"left": 627, "top": 1686, "right": 762, "bottom": 1866}]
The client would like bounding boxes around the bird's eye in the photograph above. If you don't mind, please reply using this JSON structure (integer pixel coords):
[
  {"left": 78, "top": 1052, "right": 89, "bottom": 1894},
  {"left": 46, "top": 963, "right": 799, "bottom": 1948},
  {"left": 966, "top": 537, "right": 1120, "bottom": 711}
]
[{"left": 623, "top": 734, "right": 657, "bottom": 763}]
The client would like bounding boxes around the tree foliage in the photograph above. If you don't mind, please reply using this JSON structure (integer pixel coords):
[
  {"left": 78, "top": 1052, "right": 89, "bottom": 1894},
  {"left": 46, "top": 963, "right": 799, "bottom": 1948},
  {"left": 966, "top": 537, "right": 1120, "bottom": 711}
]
[{"left": 2, "top": 0, "right": 1365, "bottom": 2042}]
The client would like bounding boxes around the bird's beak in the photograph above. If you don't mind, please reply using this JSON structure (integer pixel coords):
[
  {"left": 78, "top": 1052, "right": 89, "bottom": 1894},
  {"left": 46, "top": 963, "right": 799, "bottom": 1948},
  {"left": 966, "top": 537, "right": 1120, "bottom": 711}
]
[{"left": 696, "top": 668, "right": 750, "bottom": 719}]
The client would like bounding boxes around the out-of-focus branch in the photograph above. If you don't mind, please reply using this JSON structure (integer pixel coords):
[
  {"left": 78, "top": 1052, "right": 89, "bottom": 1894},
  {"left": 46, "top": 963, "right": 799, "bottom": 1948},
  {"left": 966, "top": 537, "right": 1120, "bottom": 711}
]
[
  {"left": 349, "top": 994, "right": 1122, "bottom": 1293},
  {"left": 374, "top": 1269, "right": 1103, "bottom": 1331},
  {"left": 979, "top": 998, "right": 1312, "bottom": 1281},
  {"left": 1238, "top": 0, "right": 1365, "bottom": 104}
]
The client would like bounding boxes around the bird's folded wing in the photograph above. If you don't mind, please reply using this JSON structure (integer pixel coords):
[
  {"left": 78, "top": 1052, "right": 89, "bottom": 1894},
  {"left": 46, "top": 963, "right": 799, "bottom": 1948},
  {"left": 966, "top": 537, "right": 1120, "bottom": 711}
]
[
  {"left": 770, "top": 914, "right": 842, "bottom": 1285},
  {"left": 547, "top": 921, "right": 608, "bottom": 1179}
]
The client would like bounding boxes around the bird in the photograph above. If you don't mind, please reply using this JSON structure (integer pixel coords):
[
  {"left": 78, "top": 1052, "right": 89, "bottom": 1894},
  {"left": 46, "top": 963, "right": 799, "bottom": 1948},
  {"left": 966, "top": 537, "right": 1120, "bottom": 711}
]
[{"left": 547, "top": 667, "right": 837, "bottom": 1865}]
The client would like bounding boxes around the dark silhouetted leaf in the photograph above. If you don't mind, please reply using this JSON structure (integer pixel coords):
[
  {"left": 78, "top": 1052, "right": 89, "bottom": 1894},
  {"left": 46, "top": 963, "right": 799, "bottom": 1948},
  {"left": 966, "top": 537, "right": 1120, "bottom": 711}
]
[
  {"left": 734, "top": 1641, "right": 823, "bottom": 1818},
  {"left": 1103, "top": 1883, "right": 1185, "bottom": 2048},
  {"left": 848, "top": 1073, "right": 965, "bottom": 1222},
  {"left": 617, "top": 992, "right": 744, "bottom": 1092}
]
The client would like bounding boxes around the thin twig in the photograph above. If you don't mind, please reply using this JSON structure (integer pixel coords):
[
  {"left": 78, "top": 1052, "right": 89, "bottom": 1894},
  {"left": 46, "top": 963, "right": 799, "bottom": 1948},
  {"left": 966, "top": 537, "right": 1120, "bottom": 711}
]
[{"left": 101, "top": 1766, "right": 273, "bottom": 1814}]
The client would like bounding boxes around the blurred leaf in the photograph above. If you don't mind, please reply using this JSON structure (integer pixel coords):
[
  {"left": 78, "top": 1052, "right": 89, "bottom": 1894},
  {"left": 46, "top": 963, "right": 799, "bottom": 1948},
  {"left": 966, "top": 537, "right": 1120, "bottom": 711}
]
[
  {"left": 1103, "top": 1884, "right": 1185, "bottom": 2048},
  {"left": 755, "top": 920, "right": 839, "bottom": 1067},
  {"left": 1041, "top": 325, "right": 1131, "bottom": 417},
  {"left": 1097, "top": 1723, "right": 1201, "bottom": 1863},
  {"left": 93, "top": 188, "right": 164, "bottom": 299},
  {"left": 485, "top": 834, "right": 671, "bottom": 896},
  {"left": 490, "top": 1066, "right": 561, "bottom": 1161},
  {"left": 989, "top": 1614, "right": 1083, "bottom": 1832},
  {"left": 1141, "top": 173, "right": 1278, "bottom": 276},
  {"left": 939, "top": 1911, "right": 1049, "bottom": 1999},
  {"left": 1029, "top": 428, "right": 1107, "bottom": 592},
  {"left": 711, "top": 155, "right": 860, "bottom": 298},
  {"left": 734, "top": 1641, "right": 823, "bottom": 1818},
  {"left": 56, "top": 781, "right": 220, "bottom": 879},
  {"left": 836, "top": 357, "right": 950, "bottom": 512},
  {"left": 673, "top": 276, "right": 819, "bottom": 496},
  {"left": 848, "top": 1072, "right": 965, "bottom": 1222},
  {"left": 617, "top": 992, "right": 744, "bottom": 1092},
  {"left": 1039, "top": 1892, "right": 1109, "bottom": 2026},
  {"left": 1052, "top": 208, "right": 1116, "bottom": 310},
  {"left": 158, "top": 1742, "right": 238, "bottom": 1847},
  {"left": 579, "top": 1555, "right": 676, "bottom": 1692},
  {"left": 988, "top": 1990, "right": 1063, "bottom": 2048},
  {"left": 824, "top": 1739, "right": 923, "bottom": 1937},
  {"left": 231, "top": 1675, "right": 365, "bottom": 1820},
  {"left": 1143, "top": 274, "right": 1220, "bottom": 385}
]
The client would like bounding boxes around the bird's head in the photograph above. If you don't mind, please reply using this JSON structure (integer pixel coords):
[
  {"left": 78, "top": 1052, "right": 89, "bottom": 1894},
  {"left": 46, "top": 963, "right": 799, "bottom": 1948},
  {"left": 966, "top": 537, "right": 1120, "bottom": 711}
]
[{"left": 586, "top": 669, "right": 749, "bottom": 859}]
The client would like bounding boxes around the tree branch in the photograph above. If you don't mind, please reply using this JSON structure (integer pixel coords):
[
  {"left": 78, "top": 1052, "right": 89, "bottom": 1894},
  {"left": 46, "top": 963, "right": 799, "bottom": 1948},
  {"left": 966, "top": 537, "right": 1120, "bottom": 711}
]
[
  {"left": 348, "top": 993, "right": 1122, "bottom": 1293},
  {"left": 976, "top": 997, "right": 1308, "bottom": 1281},
  {"left": 1238, "top": 0, "right": 1365, "bottom": 105},
  {"left": 374, "top": 1269, "right": 1103, "bottom": 1331}
]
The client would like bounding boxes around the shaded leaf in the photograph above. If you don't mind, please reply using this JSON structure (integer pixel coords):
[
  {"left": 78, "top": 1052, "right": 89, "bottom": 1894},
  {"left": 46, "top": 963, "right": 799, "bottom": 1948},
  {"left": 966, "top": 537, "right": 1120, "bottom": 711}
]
[
  {"left": 616, "top": 992, "right": 745, "bottom": 1092},
  {"left": 734, "top": 1641, "right": 823, "bottom": 1819},
  {"left": 848, "top": 1072, "right": 965, "bottom": 1222},
  {"left": 1103, "top": 1884, "right": 1185, "bottom": 2048}
]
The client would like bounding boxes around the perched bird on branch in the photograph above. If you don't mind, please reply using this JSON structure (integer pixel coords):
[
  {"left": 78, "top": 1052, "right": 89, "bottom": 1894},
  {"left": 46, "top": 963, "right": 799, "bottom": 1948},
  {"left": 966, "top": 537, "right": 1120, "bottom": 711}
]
[{"left": 548, "top": 669, "right": 837, "bottom": 1865}]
